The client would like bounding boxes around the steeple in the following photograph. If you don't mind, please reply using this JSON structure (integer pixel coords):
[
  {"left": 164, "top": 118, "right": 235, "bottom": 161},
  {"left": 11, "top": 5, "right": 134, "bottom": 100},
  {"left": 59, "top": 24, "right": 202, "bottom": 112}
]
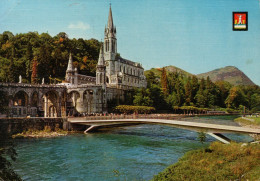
[
  {"left": 97, "top": 44, "right": 105, "bottom": 66},
  {"left": 107, "top": 5, "right": 114, "bottom": 30},
  {"left": 104, "top": 5, "right": 117, "bottom": 62},
  {"left": 96, "top": 43, "right": 106, "bottom": 86},
  {"left": 67, "top": 53, "right": 74, "bottom": 72}
]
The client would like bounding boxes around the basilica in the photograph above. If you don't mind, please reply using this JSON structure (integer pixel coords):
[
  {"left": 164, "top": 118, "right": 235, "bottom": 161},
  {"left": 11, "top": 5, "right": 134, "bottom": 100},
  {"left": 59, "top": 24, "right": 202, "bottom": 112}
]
[{"left": 0, "top": 6, "right": 147, "bottom": 117}]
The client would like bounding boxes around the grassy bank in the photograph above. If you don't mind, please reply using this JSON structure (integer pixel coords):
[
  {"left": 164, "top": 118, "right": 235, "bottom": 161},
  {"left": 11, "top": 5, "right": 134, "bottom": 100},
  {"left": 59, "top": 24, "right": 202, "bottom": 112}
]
[
  {"left": 152, "top": 142, "right": 260, "bottom": 181},
  {"left": 12, "top": 125, "right": 68, "bottom": 138},
  {"left": 234, "top": 117, "right": 260, "bottom": 126}
]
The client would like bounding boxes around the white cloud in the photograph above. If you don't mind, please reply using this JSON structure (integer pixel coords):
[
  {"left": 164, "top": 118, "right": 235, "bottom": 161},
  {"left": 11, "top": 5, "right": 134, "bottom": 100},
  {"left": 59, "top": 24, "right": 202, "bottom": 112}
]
[{"left": 68, "top": 21, "right": 90, "bottom": 30}]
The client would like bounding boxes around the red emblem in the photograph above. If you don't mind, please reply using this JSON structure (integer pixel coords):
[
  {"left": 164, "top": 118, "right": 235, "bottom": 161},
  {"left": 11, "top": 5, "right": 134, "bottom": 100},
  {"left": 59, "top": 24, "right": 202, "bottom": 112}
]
[{"left": 233, "top": 12, "right": 248, "bottom": 31}]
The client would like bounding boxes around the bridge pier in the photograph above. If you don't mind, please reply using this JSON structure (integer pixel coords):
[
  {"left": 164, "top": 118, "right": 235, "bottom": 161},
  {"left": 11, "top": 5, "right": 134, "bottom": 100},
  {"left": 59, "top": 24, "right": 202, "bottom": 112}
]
[
  {"left": 207, "top": 133, "right": 231, "bottom": 144},
  {"left": 84, "top": 125, "right": 97, "bottom": 134}
]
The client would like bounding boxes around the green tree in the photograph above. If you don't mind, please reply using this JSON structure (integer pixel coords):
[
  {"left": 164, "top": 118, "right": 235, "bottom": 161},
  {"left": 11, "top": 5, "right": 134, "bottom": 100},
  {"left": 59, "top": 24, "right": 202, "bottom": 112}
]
[
  {"left": 25, "top": 43, "right": 33, "bottom": 79},
  {"left": 0, "top": 130, "right": 22, "bottom": 181},
  {"left": 133, "top": 88, "right": 153, "bottom": 106},
  {"left": 161, "top": 67, "right": 168, "bottom": 95},
  {"left": 191, "top": 75, "right": 199, "bottom": 104},
  {"left": 185, "top": 77, "right": 192, "bottom": 105},
  {"left": 195, "top": 78, "right": 206, "bottom": 108}
]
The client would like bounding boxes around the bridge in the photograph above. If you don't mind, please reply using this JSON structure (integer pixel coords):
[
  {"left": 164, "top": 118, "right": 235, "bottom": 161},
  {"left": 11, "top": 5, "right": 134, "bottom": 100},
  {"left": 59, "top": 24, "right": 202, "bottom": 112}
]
[{"left": 68, "top": 115, "right": 260, "bottom": 144}]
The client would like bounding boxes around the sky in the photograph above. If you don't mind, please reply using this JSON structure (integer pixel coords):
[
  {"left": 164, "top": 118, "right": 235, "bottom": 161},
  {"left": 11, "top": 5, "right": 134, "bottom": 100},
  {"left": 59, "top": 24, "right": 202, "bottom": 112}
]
[{"left": 0, "top": 0, "right": 260, "bottom": 85}]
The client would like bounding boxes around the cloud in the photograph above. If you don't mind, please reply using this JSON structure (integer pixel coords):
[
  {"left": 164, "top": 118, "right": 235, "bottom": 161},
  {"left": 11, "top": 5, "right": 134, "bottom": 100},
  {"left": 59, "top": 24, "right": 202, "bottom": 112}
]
[
  {"left": 246, "top": 59, "right": 253, "bottom": 65},
  {"left": 68, "top": 22, "right": 90, "bottom": 30}
]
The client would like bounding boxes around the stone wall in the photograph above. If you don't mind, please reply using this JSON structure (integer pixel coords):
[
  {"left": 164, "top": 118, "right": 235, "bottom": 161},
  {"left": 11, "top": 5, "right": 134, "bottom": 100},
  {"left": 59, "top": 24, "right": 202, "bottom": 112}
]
[{"left": 0, "top": 118, "right": 69, "bottom": 135}]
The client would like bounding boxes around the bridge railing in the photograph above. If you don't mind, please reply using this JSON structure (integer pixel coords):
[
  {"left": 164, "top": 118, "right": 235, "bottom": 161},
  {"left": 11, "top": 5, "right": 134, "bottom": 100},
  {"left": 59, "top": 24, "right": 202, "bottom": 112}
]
[
  {"left": 69, "top": 113, "right": 232, "bottom": 121},
  {"left": 70, "top": 114, "right": 188, "bottom": 121}
]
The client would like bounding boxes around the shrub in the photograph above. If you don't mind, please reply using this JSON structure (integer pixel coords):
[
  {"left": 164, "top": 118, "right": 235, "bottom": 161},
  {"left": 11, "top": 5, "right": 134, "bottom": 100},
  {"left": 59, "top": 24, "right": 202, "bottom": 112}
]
[{"left": 114, "top": 105, "right": 155, "bottom": 114}]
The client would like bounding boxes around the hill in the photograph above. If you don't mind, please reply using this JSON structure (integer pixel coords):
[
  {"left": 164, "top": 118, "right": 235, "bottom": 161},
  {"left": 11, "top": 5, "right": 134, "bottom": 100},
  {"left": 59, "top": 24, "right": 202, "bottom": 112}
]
[
  {"left": 197, "top": 66, "right": 255, "bottom": 86},
  {"left": 144, "top": 65, "right": 193, "bottom": 78},
  {"left": 145, "top": 65, "right": 255, "bottom": 86}
]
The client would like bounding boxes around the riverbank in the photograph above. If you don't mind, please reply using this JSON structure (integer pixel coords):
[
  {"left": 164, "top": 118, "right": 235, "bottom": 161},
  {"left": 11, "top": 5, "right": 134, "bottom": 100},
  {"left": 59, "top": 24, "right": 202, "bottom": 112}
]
[
  {"left": 152, "top": 142, "right": 260, "bottom": 181},
  {"left": 234, "top": 117, "right": 260, "bottom": 141},
  {"left": 12, "top": 126, "right": 68, "bottom": 138}
]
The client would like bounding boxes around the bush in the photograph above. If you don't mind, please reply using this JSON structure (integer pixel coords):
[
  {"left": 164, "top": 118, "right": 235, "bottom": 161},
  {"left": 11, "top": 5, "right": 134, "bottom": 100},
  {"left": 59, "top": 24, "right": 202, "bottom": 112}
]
[{"left": 114, "top": 105, "right": 155, "bottom": 114}]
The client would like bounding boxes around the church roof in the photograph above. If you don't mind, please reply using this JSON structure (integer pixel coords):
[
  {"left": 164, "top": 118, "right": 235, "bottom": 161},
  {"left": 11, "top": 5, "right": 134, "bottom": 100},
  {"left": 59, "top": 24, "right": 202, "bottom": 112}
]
[{"left": 118, "top": 57, "right": 143, "bottom": 69}]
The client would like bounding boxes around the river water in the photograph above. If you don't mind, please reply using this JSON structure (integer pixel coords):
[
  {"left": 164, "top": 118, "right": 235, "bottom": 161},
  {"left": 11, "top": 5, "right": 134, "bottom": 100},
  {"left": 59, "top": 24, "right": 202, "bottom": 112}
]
[{"left": 13, "top": 116, "right": 253, "bottom": 181}]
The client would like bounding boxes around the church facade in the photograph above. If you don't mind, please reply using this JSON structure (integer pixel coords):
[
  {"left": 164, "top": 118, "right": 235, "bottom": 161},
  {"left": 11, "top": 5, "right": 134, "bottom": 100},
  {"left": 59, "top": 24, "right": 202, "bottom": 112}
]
[{"left": 0, "top": 6, "right": 147, "bottom": 117}]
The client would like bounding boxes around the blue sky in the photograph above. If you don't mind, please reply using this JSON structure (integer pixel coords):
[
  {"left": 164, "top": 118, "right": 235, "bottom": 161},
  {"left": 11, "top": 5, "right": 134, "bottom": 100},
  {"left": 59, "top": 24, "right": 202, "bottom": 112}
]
[{"left": 1, "top": 0, "right": 260, "bottom": 85}]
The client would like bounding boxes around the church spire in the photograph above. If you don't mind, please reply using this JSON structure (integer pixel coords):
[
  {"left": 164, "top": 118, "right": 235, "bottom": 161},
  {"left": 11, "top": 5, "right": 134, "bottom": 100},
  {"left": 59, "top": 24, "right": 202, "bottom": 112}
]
[
  {"left": 97, "top": 44, "right": 105, "bottom": 66},
  {"left": 67, "top": 53, "right": 74, "bottom": 71},
  {"left": 107, "top": 4, "right": 114, "bottom": 30}
]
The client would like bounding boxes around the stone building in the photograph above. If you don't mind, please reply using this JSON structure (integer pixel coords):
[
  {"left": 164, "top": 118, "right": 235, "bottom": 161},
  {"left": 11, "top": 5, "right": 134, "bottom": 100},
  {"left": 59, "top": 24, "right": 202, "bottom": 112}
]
[{"left": 0, "top": 5, "right": 146, "bottom": 118}]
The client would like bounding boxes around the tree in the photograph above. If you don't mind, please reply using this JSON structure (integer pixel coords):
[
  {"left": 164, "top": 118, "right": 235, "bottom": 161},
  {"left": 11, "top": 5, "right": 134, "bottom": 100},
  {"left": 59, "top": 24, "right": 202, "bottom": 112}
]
[
  {"left": 197, "top": 132, "right": 206, "bottom": 144},
  {"left": 146, "top": 71, "right": 158, "bottom": 87},
  {"left": 7, "top": 46, "right": 17, "bottom": 83},
  {"left": 31, "top": 56, "right": 38, "bottom": 84},
  {"left": 0, "top": 130, "right": 22, "bottom": 180},
  {"left": 161, "top": 67, "right": 168, "bottom": 95},
  {"left": 150, "top": 84, "right": 168, "bottom": 110},
  {"left": 175, "top": 78, "right": 185, "bottom": 106},
  {"left": 191, "top": 75, "right": 199, "bottom": 104},
  {"left": 25, "top": 43, "right": 33, "bottom": 79},
  {"left": 195, "top": 78, "right": 206, "bottom": 108},
  {"left": 133, "top": 88, "right": 153, "bottom": 106},
  {"left": 225, "top": 86, "right": 248, "bottom": 109},
  {"left": 185, "top": 77, "right": 192, "bottom": 105}
]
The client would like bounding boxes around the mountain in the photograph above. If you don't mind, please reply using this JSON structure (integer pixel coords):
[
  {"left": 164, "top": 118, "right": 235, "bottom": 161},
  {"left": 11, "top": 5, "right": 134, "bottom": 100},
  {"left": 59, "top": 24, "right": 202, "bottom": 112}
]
[
  {"left": 197, "top": 66, "right": 255, "bottom": 86},
  {"left": 144, "top": 65, "right": 193, "bottom": 78},
  {"left": 145, "top": 65, "right": 255, "bottom": 86}
]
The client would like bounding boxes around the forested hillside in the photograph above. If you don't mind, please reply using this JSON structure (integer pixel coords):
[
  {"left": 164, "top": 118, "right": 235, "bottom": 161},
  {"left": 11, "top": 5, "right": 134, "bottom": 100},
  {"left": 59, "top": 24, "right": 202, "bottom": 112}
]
[
  {"left": 0, "top": 31, "right": 101, "bottom": 83},
  {"left": 134, "top": 67, "right": 260, "bottom": 113}
]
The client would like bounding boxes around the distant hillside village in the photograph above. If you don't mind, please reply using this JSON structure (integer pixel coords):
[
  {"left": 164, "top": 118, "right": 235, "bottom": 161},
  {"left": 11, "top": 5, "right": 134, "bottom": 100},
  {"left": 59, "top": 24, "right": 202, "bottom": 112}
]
[{"left": 0, "top": 6, "right": 259, "bottom": 118}]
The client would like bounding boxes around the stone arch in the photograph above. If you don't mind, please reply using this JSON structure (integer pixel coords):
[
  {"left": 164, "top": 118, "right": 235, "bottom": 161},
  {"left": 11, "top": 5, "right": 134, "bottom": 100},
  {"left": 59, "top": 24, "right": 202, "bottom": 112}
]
[
  {"left": 67, "top": 91, "right": 80, "bottom": 116},
  {"left": 31, "top": 91, "right": 39, "bottom": 107},
  {"left": 13, "top": 90, "right": 29, "bottom": 107},
  {"left": 12, "top": 90, "right": 29, "bottom": 117},
  {"left": 43, "top": 90, "right": 59, "bottom": 117},
  {"left": 83, "top": 89, "right": 94, "bottom": 114}
]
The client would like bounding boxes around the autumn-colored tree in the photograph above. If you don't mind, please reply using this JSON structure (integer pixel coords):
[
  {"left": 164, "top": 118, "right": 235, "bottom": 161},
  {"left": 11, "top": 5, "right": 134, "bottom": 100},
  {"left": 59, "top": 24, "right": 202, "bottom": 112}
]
[
  {"left": 31, "top": 57, "right": 38, "bottom": 84},
  {"left": 161, "top": 67, "right": 168, "bottom": 95},
  {"left": 225, "top": 86, "right": 248, "bottom": 108}
]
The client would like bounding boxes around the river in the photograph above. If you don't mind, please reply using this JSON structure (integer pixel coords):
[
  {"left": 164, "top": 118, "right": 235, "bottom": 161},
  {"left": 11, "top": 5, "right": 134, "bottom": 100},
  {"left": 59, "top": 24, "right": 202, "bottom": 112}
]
[{"left": 13, "top": 116, "right": 253, "bottom": 181}]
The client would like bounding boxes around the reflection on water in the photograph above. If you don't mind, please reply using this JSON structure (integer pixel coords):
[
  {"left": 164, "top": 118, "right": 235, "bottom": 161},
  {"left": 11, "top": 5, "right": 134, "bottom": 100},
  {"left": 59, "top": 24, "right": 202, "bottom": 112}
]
[{"left": 13, "top": 116, "right": 253, "bottom": 181}]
